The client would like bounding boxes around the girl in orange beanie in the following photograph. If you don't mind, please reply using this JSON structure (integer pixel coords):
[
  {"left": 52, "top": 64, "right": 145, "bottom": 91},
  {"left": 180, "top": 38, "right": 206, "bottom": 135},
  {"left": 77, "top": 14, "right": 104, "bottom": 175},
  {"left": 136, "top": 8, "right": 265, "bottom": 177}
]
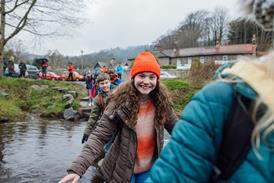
[{"left": 59, "top": 51, "right": 178, "bottom": 183}]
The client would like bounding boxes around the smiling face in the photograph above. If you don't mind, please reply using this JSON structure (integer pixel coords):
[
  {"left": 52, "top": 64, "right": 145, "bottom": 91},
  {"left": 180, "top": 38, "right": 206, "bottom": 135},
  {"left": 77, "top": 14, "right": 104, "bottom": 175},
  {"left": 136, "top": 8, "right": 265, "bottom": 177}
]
[
  {"left": 98, "top": 79, "right": 111, "bottom": 93},
  {"left": 134, "top": 72, "right": 157, "bottom": 95}
]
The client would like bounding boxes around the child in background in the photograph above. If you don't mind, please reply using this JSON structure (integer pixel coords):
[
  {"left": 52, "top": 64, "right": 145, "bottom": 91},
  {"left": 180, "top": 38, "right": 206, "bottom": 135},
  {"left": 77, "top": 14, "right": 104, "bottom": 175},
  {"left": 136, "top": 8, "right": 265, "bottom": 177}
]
[
  {"left": 82, "top": 73, "right": 112, "bottom": 144},
  {"left": 85, "top": 73, "right": 94, "bottom": 106},
  {"left": 108, "top": 69, "right": 122, "bottom": 86}
]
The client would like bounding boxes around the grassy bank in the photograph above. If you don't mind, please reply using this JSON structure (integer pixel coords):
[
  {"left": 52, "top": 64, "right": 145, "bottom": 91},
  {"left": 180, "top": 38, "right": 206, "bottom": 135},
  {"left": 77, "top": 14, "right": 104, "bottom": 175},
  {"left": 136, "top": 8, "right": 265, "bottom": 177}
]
[
  {"left": 161, "top": 79, "right": 199, "bottom": 116},
  {"left": 0, "top": 77, "right": 85, "bottom": 121},
  {"left": 0, "top": 77, "right": 200, "bottom": 121}
]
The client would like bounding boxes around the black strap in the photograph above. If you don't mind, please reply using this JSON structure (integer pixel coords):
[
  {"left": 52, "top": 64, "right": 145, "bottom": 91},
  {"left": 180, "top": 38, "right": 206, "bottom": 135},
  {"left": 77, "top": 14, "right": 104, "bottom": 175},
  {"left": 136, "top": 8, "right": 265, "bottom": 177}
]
[
  {"left": 210, "top": 93, "right": 254, "bottom": 182},
  {"left": 98, "top": 94, "right": 105, "bottom": 115}
]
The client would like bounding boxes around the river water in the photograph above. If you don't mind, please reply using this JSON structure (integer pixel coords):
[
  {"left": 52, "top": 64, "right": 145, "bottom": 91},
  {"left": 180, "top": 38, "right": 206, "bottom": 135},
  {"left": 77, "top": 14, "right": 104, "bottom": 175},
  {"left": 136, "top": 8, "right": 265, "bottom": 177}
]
[{"left": 0, "top": 115, "right": 94, "bottom": 183}]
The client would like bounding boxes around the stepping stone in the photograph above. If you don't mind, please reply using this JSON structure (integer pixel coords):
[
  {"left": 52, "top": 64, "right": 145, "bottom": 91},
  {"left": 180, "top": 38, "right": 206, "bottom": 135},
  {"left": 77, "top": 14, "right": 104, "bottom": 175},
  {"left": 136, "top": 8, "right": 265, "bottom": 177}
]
[
  {"left": 0, "top": 116, "right": 9, "bottom": 123},
  {"left": 52, "top": 86, "right": 61, "bottom": 91},
  {"left": 64, "top": 107, "right": 76, "bottom": 120},
  {"left": 67, "top": 91, "right": 77, "bottom": 97},
  {"left": 78, "top": 107, "right": 91, "bottom": 113},
  {"left": 81, "top": 97, "right": 90, "bottom": 101},
  {"left": 80, "top": 101, "right": 90, "bottom": 108}
]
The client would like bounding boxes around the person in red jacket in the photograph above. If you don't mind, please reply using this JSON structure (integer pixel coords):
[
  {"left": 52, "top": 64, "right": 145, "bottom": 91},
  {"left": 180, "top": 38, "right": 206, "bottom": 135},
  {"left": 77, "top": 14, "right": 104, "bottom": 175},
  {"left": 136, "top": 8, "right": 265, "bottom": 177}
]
[
  {"left": 101, "top": 66, "right": 108, "bottom": 73},
  {"left": 41, "top": 59, "right": 48, "bottom": 78},
  {"left": 68, "top": 63, "right": 74, "bottom": 81}
]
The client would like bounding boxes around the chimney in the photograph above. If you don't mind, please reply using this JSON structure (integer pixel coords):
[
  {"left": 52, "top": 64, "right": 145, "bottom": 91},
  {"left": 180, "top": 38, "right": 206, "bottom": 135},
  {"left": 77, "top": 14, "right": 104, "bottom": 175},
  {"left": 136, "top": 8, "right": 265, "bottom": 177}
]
[
  {"left": 252, "top": 34, "right": 256, "bottom": 45},
  {"left": 216, "top": 39, "right": 220, "bottom": 49},
  {"left": 173, "top": 48, "right": 180, "bottom": 57}
]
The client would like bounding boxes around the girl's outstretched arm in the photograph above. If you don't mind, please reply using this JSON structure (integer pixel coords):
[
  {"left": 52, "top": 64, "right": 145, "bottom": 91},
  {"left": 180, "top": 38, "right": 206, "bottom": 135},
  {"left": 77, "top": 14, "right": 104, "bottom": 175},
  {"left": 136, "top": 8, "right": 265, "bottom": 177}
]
[
  {"left": 67, "top": 102, "right": 119, "bottom": 177},
  {"left": 58, "top": 173, "right": 80, "bottom": 183}
]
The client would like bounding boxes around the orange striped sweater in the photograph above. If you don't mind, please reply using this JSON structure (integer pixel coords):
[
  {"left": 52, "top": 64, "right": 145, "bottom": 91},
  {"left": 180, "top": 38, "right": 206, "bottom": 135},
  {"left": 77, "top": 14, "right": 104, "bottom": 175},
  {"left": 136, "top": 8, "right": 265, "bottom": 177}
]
[{"left": 134, "top": 100, "right": 156, "bottom": 173}]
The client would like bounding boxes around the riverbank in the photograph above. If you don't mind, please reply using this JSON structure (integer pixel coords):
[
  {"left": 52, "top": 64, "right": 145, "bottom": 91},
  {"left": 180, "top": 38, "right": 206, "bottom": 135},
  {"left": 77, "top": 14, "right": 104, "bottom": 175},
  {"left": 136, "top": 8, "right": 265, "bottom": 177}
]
[
  {"left": 0, "top": 77, "right": 199, "bottom": 122},
  {"left": 0, "top": 77, "right": 86, "bottom": 121}
]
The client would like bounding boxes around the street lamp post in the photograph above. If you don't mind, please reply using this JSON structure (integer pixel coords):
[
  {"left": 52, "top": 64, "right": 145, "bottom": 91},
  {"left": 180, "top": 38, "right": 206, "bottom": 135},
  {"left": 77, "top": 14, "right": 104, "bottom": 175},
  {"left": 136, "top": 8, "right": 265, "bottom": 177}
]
[{"left": 81, "top": 50, "right": 84, "bottom": 72}]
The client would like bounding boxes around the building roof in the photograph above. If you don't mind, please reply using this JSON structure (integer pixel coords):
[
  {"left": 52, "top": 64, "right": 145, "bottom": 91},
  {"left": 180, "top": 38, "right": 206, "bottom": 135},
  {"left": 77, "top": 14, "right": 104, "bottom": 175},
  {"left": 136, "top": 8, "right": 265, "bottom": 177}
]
[
  {"left": 174, "top": 44, "right": 256, "bottom": 57},
  {"left": 153, "top": 44, "right": 256, "bottom": 58},
  {"left": 128, "top": 44, "right": 256, "bottom": 61}
]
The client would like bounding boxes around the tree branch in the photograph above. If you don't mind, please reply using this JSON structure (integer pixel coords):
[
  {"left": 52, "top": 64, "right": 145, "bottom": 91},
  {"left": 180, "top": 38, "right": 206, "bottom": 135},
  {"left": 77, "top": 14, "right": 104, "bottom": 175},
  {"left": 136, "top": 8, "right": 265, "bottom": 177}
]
[
  {"left": 5, "top": 22, "right": 58, "bottom": 36},
  {"left": 4, "top": 0, "right": 37, "bottom": 45},
  {"left": 5, "top": 0, "right": 30, "bottom": 15}
]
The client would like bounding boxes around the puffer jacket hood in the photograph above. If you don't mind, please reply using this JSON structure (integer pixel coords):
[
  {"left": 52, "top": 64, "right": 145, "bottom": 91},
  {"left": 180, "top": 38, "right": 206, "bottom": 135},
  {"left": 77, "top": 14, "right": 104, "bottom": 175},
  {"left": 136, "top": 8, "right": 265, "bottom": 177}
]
[{"left": 222, "top": 61, "right": 274, "bottom": 114}]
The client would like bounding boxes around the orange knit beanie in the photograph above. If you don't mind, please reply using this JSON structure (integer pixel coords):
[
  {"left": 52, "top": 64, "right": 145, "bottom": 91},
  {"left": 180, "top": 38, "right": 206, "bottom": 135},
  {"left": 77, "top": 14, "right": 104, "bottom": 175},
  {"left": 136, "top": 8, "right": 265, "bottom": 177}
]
[{"left": 130, "top": 51, "right": 160, "bottom": 79}]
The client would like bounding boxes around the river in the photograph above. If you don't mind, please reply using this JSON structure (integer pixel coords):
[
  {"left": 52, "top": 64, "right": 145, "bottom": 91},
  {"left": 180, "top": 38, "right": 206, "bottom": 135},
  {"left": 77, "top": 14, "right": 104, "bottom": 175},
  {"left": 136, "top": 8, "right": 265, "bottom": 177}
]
[{"left": 0, "top": 115, "right": 94, "bottom": 183}]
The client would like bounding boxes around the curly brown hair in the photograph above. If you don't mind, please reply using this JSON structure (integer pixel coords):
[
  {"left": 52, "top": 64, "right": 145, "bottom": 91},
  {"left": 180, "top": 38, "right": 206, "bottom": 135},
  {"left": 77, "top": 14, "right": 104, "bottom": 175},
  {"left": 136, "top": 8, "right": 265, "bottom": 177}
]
[{"left": 108, "top": 80, "right": 173, "bottom": 127}]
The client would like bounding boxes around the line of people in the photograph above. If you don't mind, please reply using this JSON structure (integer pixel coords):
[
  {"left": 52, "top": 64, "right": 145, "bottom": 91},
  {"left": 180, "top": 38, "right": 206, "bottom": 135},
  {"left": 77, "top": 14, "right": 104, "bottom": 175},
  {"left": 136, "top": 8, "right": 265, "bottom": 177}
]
[
  {"left": 3, "top": 57, "right": 27, "bottom": 78},
  {"left": 85, "top": 67, "right": 122, "bottom": 107}
]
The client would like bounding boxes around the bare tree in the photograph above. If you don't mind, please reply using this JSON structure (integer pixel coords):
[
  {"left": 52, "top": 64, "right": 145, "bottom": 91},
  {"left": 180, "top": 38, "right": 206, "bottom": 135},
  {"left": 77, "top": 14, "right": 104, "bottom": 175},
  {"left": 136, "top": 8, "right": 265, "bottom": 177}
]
[
  {"left": 5, "top": 38, "right": 26, "bottom": 62},
  {"left": 46, "top": 49, "right": 65, "bottom": 69},
  {"left": 176, "top": 10, "right": 209, "bottom": 48},
  {"left": 156, "top": 10, "right": 210, "bottom": 50},
  {"left": 157, "top": 31, "right": 177, "bottom": 50},
  {"left": 209, "top": 7, "right": 229, "bottom": 44},
  {"left": 227, "top": 18, "right": 272, "bottom": 51},
  {"left": 0, "top": 0, "right": 87, "bottom": 76}
]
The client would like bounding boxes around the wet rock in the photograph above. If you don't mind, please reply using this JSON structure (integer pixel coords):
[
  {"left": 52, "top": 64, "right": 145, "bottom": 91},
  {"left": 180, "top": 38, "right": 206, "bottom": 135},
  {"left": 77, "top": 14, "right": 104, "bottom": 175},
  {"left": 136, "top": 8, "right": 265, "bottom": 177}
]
[
  {"left": 31, "top": 85, "right": 48, "bottom": 91},
  {"left": 63, "top": 94, "right": 74, "bottom": 101},
  {"left": 52, "top": 86, "right": 61, "bottom": 91},
  {"left": 0, "top": 91, "right": 8, "bottom": 97},
  {"left": 74, "top": 113, "right": 81, "bottom": 121},
  {"left": 63, "top": 94, "right": 74, "bottom": 108},
  {"left": 0, "top": 116, "right": 9, "bottom": 123},
  {"left": 63, "top": 107, "right": 76, "bottom": 120},
  {"left": 59, "top": 88, "right": 69, "bottom": 93},
  {"left": 80, "top": 101, "right": 89, "bottom": 108},
  {"left": 81, "top": 97, "right": 90, "bottom": 102},
  {"left": 67, "top": 91, "right": 77, "bottom": 98}
]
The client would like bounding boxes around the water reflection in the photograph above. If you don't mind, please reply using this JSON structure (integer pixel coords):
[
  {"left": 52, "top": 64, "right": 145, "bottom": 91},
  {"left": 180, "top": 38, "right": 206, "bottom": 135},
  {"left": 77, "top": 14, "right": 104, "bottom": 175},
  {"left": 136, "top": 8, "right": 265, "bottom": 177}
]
[{"left": 0, "top": 116, "right": 94, "bottom": 183}]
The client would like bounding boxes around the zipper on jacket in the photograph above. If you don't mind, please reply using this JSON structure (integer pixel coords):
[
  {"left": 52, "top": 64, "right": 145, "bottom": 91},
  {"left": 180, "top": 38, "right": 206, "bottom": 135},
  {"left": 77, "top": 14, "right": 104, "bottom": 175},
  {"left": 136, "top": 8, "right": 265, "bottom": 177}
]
[{"left": 130, "top": 130, "right": 138, "bottom": 182}]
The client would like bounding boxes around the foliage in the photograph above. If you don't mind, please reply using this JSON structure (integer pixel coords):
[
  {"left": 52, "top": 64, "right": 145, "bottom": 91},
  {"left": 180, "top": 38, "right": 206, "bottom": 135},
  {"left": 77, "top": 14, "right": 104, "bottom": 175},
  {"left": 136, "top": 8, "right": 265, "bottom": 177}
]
[
  {"left": 0, "top": 98, "right": 25, "bottom": 121},
  {"left": 161, "top": 79, "right": 199, "bottom": 116},
  {"left": 0, "top": 78, "right": 85, "bottom": 121},
  {"left": 161, "top": 79, "right": 189, "bottom": 90},
  {"left": 227, "top": 18, "right": 272, "bottom": 51},
  {"left": 161, "top": 65, "right": 176, "bottom": 69},
  {"left": 189, "top": 60, "right": 219, "bottom": 88},
  {"left": 156, "top": 8, "right": 229, "bottom": 49}
]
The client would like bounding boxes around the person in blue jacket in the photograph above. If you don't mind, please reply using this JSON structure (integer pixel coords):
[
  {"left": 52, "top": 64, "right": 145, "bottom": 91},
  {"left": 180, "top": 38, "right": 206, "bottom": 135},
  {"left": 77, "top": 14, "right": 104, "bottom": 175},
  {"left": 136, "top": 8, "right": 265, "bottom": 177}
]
[
  {"left": 147, "top": 2, "right": 274, "bottom": 182},
  {"left": 115, "top": 63, "right": 124, "bottom": 79},
  {"left": 147, "top": 52, "right": 274, "bottom": 183},
  {"left": 108, "top": 69, "right": 122, "bottom": 86}
]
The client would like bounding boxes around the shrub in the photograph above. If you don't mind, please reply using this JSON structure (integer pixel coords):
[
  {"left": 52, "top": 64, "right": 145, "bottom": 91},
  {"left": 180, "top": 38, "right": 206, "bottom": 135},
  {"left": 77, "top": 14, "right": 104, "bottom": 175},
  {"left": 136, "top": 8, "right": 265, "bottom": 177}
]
[
  {"left": 161, "top": 65, "right": 176, "bottom": 69},
  {"left": 162, "top": 79, "right": 198, "bottom": 116},
  {"left": 188, "top": 60, "right": 220, "bottom": 88}
]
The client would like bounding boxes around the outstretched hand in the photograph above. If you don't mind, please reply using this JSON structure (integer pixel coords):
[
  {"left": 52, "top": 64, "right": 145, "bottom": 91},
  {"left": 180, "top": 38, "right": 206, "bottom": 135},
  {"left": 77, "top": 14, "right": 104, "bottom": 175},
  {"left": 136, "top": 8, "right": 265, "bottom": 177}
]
[
  {"left": 58, "top": 173, "right": 80, "bottom": 183},
  {"left": 82, "top": 134, "right": 89, "bottom": 144}
]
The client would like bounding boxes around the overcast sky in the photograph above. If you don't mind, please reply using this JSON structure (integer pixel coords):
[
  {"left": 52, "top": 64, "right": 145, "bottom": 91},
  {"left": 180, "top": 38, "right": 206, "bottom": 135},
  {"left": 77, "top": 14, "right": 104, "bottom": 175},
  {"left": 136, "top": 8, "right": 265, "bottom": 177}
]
[{"left": 18, "top": 0, "right": 240, "bottom": 56}]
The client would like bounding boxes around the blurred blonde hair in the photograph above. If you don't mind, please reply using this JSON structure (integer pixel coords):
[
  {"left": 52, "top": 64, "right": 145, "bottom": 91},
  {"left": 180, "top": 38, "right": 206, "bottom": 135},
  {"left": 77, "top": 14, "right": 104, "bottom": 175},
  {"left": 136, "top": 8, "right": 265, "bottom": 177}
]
[
  {"left": 218, "top": 53, "right": 274, "bottom": 157},
  {"left": 252, "top": 52, "right": 274, "bottom": 156},
  {"left": 236, "top": 0, "right": 274, "bottom": 156}
]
